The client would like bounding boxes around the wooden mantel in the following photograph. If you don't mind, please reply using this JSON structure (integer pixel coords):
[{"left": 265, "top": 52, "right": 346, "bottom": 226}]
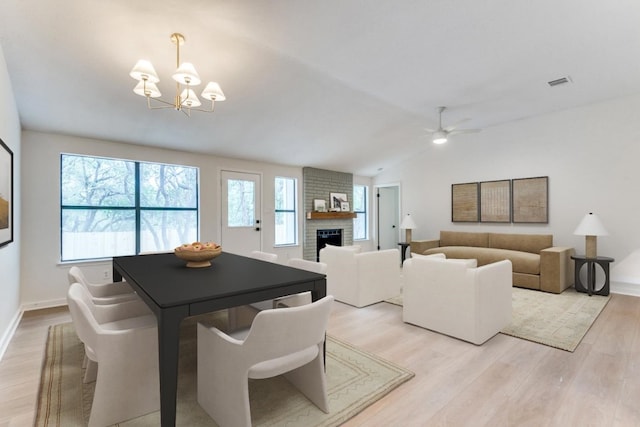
[{"left": 306, "top": 211, "right": 357, "bottom": 220}]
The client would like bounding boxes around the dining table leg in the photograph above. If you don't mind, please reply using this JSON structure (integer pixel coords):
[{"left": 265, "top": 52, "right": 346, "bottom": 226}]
[{"left": 157, "top": 306, "right": 189, "bottom": 427}]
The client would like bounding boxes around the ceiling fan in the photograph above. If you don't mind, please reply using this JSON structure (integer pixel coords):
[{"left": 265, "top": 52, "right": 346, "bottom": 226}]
[{"left": 425, "top": 106, "right": 481, "bottom": 144}]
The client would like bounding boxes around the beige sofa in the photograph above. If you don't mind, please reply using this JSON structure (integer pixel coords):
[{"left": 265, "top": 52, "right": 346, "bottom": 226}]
[{"left": 410, "top": 231, "right": 574, "bottom": 294}]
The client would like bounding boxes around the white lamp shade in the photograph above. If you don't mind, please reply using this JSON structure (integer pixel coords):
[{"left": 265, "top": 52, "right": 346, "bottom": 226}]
[
  {"left": 173, "top": 62, "right": 201, "bottom": 86},
  {"left": 130, "top": 60, "right": 160, "bottom": 83},
  {"left": 133, "top": 81, "right": 162, "bottom": 98},
  {"left": 432, "top": 131, "right": 448, "bottom": 144},
  {"left": 201, "top": 82, "right": 226, "bottom": 101},
  {"left": 180, "top": 88, "right": 202, "bottom": 108},
  {"left": 400, "top": 214, "right": 417, "bottom": 230},
  {"left": 573, "top": 212, "right": 609, "bottom": 236}
]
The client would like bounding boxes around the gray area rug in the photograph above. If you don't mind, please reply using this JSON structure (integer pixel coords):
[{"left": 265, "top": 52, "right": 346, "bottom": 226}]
[
  {"left": 386, "top": 287, "right": 611, "bottom": 352},
  {"left": 34, "top": 313, "right": 414, "bottom": 426}
]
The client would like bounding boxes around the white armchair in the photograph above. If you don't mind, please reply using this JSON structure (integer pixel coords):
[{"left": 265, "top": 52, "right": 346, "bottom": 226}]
[
  {"left": 403, "top": 256, "right": 512, "bottom": 345},
  {"left": 67, "top": 282, "right": 159, "bottom": 427},
  {"left": 197, "top": 295, "right": 334, "bottom": 427},
  {"left": 320, "top": 245, "right": 401, "bottom": 308}
]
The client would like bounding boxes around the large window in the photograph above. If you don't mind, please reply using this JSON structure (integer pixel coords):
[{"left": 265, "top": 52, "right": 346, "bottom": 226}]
[
  {"left": 61, "top": 154, "right": 199, "bottom": 261},
  {"left": 353, "top": 185, "right": 368, "bottom": 240},
  {"left": 274, "top": 176, "right": 297, "bottom": 246}
]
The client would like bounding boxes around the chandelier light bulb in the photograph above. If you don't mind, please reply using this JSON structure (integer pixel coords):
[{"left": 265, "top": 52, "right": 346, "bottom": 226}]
[
  {"left": 130, "top": 60, "right": 160, "bottom": 83},
  {"left": 201, "top": 82, "right": 226, "bottom": 101},
  {"left": 133, "top": 80, "right": 162, "bottom": 98},
  {"left": 173, "top": 62, "right": 201, "bottom": 86},
  {"left": 180, "top": 88, "right": 202, "bottom": 108}
]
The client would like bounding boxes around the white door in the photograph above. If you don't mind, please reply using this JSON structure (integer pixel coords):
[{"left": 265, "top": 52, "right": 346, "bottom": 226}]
[
  {"left": 377, "top": 186, "right": 400, "bottom": 250},
  {"left": 221, "top": 171, "right": 262, "bottom": 255}
]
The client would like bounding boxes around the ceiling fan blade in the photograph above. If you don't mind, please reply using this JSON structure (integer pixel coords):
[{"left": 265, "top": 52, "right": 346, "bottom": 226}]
[
  {"left": 448, "top": 128, "right": 481, "bottom": 136},
  {"left": 444, "top": 118, "right": 470, "bottom": 132},
  {"left": 423, "top": 127, "right": 436, "bottom": 133}
]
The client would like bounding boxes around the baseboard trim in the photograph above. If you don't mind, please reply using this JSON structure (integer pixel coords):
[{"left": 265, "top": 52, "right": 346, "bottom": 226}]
[
  {"left": 21, "top": 298, "right": 67, "bottom": 312},
  {"left": 0, "top": 309, "right": 23, "bottom": 362},
  {"left": 611, "top": 281, "right": 640, "bottom": 297}
]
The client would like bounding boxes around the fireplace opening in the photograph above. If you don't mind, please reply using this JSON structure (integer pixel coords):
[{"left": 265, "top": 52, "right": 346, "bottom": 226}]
[{"left": 317, "top": 229, "right": 342, "bottom": 261}]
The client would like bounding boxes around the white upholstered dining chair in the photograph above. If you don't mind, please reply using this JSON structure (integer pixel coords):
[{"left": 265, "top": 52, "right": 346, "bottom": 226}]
[
  {"left": 273, "top": 258, "right": 327, "bottom": 308},
  {"left": 67, "top": 282, "right": 159, "bottom": 427},
  {"left": 197, "top": 295, "right": 334, "bottom": 427},
  {"left": 68, "top": 265, "right": 138, "bottom": 305}
]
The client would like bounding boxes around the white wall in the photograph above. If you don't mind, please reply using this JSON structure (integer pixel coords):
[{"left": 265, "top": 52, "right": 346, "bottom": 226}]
[
  {"left": 0, "top": 46, "right": 22, "bottom": 357},
  {"left": 20, "top": 131, "right": 309, "bottom": 308},
  {"left": 374, "top": 93, "right": 640, "bottom": 293}
]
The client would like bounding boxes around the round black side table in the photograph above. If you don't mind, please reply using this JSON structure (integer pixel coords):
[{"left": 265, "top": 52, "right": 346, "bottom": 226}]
[{"left": 571, "top": 255, "right": 614, "bottom": 296}]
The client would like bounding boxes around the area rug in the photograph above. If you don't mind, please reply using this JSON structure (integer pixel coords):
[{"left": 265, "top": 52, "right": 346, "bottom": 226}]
[
  {"left": 500, "top": 287, "right": 610, "bottom": 352},
  {"left": 34, "top": 315, "right": 414, "bottom": 426},
  {"left": 385, "top": 287, "right": 611, "bottom": 352}
]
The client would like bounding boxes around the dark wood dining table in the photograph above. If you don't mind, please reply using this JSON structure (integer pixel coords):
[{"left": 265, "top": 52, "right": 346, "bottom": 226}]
[{"left": 112, "top": 251, "right": 327, "bottom": 427}]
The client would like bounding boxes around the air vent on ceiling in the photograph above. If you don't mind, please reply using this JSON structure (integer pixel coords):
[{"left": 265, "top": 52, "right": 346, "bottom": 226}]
[{"left": 547, "top": 76, "right": 572, "bottom": 87}]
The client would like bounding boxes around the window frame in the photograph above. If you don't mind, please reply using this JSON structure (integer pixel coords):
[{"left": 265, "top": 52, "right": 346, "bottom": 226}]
[
  {"left": 353, "top": 184, "right": 368, "bottom": 241},
  {"left": 274, "top": 176, "right": 298, "bottom": 246},
  {"left": 60, "top": 153, "right": 199, "bottom": 261}
]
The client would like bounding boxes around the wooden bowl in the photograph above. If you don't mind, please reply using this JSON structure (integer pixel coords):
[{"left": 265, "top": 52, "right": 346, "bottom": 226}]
[{"left": 174, "top": 246, "right": 222, "bottom": 268}]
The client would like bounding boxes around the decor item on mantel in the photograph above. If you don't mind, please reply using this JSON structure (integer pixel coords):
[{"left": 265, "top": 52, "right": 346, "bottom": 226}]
[
  {"left": 130, "top": 33, "right": 225, "bottom": 116},
  {"left": 573, "top": 212, "right": 609, "bottom": 258},
  {"left": 400, "top": 214, "right": 416, "bottom": 243},
  {"left": 313, "top": 199, "right": 327, "bottom": 212},
  {"left": 330, "top": 193, "right": 348, "bottom": 211}
]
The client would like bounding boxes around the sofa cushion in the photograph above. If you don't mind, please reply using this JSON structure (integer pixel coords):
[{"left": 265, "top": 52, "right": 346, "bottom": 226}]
[
  {"left": 439, "top": 231, "right": 489, "bottom": 248},
  {"left": 423, "top": 246, "right": 540, "bottom": 275},
  {"left": 488, "top": 233, "right": 552, "bottom": 254}
]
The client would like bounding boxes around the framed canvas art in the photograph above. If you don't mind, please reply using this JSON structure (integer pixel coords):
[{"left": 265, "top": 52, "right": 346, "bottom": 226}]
[
  {"left": 451, "top": 182, "right": 479, "bottom": 222},
  {"left": 512, "top": 176, "right": 548, "bottom": 223},
  {"left": 480, "top": 179, "right": 511, "bottom": 222},
  {"left": 0, "top": 138, "right": 13, "bottom": 247}
]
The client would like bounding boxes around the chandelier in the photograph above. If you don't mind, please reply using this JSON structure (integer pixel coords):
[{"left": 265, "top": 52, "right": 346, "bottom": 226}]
[{"left": 129, "top": 33, "right": 225, "bottom": 116}]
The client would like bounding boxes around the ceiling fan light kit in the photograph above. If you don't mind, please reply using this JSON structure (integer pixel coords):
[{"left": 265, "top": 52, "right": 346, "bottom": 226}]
[
  {"left": 129, "top": 33, "right": 225, "bottom": 116},
  {"left": 432, "top": 130, "right": 448, "bottom": 144}
]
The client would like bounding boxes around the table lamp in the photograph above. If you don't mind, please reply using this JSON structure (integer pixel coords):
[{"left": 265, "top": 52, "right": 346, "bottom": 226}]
[
  {"left": 400, "top": 214, "right": 417, "bottom": 243},
  {"left": 573, "top": 212, "right": 608, "bottom": 258}
]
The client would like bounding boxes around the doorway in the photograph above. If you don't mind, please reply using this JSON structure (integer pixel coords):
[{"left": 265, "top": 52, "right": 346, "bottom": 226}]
[
  {"left": 376, "top": 185, "right": 400, "bottom": 250},
  {"left": 220, "top": 170, "right": 262, "bottom": 255}
]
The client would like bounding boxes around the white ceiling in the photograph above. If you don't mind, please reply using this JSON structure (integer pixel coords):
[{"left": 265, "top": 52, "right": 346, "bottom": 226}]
[{"left": 1, "top": 0, "right": 639, "bottom": 176}]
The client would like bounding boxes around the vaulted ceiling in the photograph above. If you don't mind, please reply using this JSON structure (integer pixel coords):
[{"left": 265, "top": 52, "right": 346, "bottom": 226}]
[{"left": 1, "top": 0, "right": 639, "bottom": 176}]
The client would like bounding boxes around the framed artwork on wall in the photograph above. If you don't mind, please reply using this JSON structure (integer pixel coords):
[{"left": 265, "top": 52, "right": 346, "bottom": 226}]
[
  {"left": 451, "top": 182, "right": 479, "bottom": 222},
  {"left": 480, "top": 180, "right": 511, "bottom": 223},
  {"left": 0, "top": 138, "right": 13, "bottom": 247},
  {"left": 512, "top": 176, "right": 548, "bottom": 223}
]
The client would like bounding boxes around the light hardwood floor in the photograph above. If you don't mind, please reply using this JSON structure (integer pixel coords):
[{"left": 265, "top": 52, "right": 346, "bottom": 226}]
[{"left": 1, "top": 294, "right": 640, "bottom": 426}]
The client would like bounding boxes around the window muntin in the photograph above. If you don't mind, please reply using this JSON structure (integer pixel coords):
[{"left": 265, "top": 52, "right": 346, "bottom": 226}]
[
  {"left": 275, "top": 177, "right": 297, "bottom": 246},
  {"left": 353, "top": 185, "right": 368, "bottom": 240},
  {"left": 61, "top": 154, "right": 199, "bottom": 261}
]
